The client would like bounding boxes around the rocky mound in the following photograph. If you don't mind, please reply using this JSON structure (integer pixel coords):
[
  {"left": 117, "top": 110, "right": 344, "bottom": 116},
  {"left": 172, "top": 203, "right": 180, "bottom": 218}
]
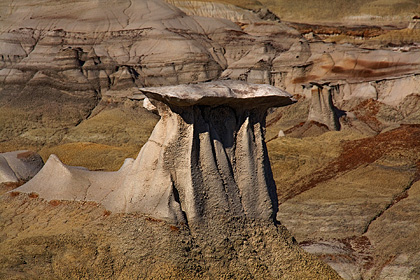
[{"left": 0, "top": 151, "right": 43, "bottom": 184}]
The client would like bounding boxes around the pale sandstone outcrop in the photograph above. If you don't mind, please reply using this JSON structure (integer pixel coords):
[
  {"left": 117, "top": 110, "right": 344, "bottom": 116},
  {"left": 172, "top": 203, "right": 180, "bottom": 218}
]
[
  {"left": 0, "top": 0, "right": 233, "bottom": 89},
  {"left": 0, "top": 0, "right": 303, "bottom": 93},
  {"left": 15, "top": 81, "right": 294, "bottom": 224},
  {"left": 17, "top": 154, "right": 134, "bottom": 201}
]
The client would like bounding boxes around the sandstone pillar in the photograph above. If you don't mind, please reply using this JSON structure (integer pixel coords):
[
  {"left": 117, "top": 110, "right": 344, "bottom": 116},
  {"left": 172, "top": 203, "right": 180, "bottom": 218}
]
[
  {"left": 104, "top": 81, "right": 294, "bottom": 224},
  {"left": 307, "top": 84, "right": 340, "bottom": 130},
  {"left": 16, "top": 81, "right": 294, "bottom": 225}
]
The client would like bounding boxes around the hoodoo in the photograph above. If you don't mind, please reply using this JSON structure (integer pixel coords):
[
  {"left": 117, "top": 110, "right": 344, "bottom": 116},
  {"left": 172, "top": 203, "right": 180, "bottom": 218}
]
[
  {"left": 16, "top": 81, "right": 295, "bottom": 224},
  {"left": 8, "top": 81, "right": 341, "bottom": 279},
  {"left": 307, "top": 83, "right": 340, "bottom": 131}
]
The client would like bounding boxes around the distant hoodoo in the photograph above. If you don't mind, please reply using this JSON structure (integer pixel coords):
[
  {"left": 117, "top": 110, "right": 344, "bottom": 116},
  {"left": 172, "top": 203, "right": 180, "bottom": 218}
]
[
  {"left": 307, "top": 83, "right": 340, "bottom": 131},
  {"left": 15, "top": 81, "right": 295, "bottom": 224}
]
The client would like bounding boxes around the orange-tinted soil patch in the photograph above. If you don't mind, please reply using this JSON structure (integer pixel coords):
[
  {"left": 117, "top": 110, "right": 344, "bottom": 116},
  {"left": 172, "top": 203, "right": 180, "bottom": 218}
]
[
  {"left": 170, "top": 225, "right": 180, "bottom": 232},
  {"left": 103, "top": 210, "right": 112, "bottom": 216},
  {"left": 9, "top": 191, "right": 20, "bottom": 197},
  {"left": 0, "top": 181, "right": 25, "bottom": 195},
  {"left": 28, "top": 192, "right": 39, "bottom": 198},
  {"left": 49, "top": 200, "right": 62, "bottom": 206}
]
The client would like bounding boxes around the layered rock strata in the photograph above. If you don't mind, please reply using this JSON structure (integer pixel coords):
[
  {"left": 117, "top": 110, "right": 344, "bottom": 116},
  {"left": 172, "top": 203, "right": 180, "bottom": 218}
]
[
  {"left": 284, "top": 45, "right": 420, "bottom": 103},
  {"left": 0, "top": 0, "right": 305, "bottom": 150},
  {"left": 16, "top": 81, "right": 294, "bottom": 224}
]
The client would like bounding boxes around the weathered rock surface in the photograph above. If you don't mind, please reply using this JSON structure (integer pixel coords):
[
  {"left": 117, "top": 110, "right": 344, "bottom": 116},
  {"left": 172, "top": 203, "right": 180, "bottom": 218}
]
[
  {"left": 0, "top": 0, "right": 301, "bottom": 93},
  {"left": 4, "top": 0, "right": 418, "bottom": 148},
  {"left": 0, "top": 0, "right": 304, "bottom": 152},
  {"left": 0, "top": 0, "right": 225, "bottom": 150},
  {"left": 264, "top": 40, "right": 420, "bottom": 138},
  {"left": 2, "top": 0, "right": 420, "bottom": 279},
  {"left": 306, "top": 84, "right": 340, "bottom": 130},
  {"left": 165, "top": 0, "right": 262, "bottom": 23},
  {"left": 282, "top": 43, "right": 420, "bottom": 105},
  {"left": 1, "top": 0, "right": 420, "bottom": 151}
]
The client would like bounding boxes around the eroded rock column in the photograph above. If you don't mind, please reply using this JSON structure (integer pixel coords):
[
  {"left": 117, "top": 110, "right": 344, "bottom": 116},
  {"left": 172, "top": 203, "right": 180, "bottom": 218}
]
[
  {"left": 105, "top": 81, "right": 294, "bottom": 224},
  {"left": 15, "top": 81, "right": 294, "bottom": 225},
  {"left": 308, "top": 83, "right": 340, "bottom": 130}
]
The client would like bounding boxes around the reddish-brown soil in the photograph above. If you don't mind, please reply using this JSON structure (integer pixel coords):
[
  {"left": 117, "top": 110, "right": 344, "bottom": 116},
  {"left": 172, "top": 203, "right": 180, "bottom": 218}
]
[
  {"left": 0, "top": 181, "right": 25, "bottom": 195},
  {"left": 347, "top": 100, "right": 387, "bottom": 132},
  {"left": 281, "top": 124, "right": 420, "bottom": 201},
  {"left": 288, "top": 22, "right": 386, "bottom": 38}
]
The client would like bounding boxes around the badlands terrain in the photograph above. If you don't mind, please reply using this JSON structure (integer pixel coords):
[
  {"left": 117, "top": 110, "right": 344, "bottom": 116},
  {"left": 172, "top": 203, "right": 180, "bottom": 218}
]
[{"left": 1, "top": 0, "right": 420, "bottom": 279}]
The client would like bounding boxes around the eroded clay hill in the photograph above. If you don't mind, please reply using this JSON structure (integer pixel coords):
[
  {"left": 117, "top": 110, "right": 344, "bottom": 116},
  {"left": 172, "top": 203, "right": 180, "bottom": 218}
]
[
  {"left": 2, "top": 0, "right": 420, "bottom": 154},
  {"left": 0, "top": 0, "right": 303, "bottom": 155}
]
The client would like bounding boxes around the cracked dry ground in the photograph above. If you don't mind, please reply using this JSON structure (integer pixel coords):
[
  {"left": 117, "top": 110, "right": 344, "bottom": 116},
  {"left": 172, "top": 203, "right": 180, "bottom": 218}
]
[{"left": 272, "top": 124, "right": 420, "bottom": 279}]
